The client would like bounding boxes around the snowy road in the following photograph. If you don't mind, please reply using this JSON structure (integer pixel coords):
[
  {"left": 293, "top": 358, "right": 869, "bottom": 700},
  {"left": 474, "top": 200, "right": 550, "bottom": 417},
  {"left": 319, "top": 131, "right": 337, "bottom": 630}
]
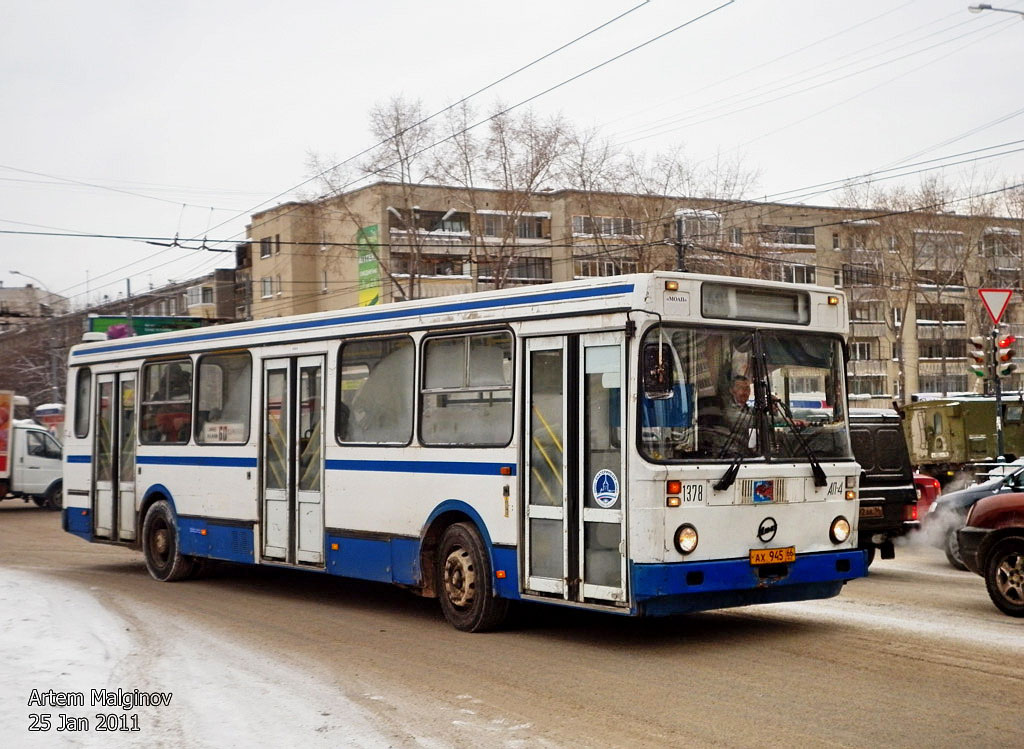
[{"left": 1, "top": 502, "right": 1022, "bottom": 748}]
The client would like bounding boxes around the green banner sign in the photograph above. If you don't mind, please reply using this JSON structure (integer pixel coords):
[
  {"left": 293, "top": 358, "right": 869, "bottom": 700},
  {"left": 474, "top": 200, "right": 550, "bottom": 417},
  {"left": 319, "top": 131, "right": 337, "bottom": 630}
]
[
  {"left": 88, "top": 316, "right": 206, "bottom": 338},
  {"left": 357, "top": 224, "right": 381, "bottom": 307}
]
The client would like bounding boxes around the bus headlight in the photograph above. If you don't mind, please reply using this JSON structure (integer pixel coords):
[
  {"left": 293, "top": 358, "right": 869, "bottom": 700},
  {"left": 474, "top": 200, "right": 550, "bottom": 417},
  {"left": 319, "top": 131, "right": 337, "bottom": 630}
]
[
  {"left": 829, "top": 516, "right": 851, "bottom": 544},
  {"left": 674, "top": 524, "right": 698, "bottom": 555}
]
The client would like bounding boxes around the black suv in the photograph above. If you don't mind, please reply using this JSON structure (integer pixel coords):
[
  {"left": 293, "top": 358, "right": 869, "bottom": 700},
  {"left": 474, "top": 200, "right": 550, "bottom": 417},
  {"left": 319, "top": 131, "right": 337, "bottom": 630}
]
[{"left": 849, "top": 408, "right": 919, "bottom": 565}]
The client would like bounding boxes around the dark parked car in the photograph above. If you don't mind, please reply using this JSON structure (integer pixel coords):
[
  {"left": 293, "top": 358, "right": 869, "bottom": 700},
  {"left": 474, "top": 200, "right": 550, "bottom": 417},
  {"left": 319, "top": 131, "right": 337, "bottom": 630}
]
[
  {"left": 925, "top": 461, "right": 1024, "bottom": 569},
  {"left": 849, "top": 409, "right": 919, "bottom": 565},
  {"left": 957, "top": 493, "right": 1024, "bottom": 617}
]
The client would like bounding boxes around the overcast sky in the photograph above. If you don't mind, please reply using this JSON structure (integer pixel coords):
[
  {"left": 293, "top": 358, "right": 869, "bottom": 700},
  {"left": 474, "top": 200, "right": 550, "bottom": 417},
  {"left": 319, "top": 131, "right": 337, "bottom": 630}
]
[{"left": 2, "top": 0, "right": 1022, "bottom": 308}]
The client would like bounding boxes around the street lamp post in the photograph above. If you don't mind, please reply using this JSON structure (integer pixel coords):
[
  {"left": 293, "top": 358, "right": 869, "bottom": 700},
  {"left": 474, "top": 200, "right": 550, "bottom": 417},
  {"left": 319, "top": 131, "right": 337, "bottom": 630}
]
[
  {"left": 9, "top": 269, "right": 61, "bottom": 402},
  {"left": 968, "top": 4, "right": 1024, "bottom": 19}
]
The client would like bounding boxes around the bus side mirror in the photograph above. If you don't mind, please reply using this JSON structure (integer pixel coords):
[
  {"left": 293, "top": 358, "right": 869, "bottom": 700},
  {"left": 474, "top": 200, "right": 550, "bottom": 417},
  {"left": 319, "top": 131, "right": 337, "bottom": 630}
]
[{"left": 642, "top": 343, "right": 675, "bottom": 400}]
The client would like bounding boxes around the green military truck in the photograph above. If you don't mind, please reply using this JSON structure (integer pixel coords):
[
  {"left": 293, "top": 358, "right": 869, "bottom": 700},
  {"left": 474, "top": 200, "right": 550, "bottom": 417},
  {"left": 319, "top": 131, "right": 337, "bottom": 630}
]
[{"left": 902, "top": 394, "right": 1024, "bottom": 486}]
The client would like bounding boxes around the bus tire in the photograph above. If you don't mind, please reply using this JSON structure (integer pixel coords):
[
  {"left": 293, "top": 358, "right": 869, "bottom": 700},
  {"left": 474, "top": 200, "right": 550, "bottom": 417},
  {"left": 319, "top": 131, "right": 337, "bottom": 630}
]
[
  {"left": 142, "top": 500, "right": 194, "bottom": 582},
  {"left": 436, "top": 522, "right": 508, "bottom": 633}
]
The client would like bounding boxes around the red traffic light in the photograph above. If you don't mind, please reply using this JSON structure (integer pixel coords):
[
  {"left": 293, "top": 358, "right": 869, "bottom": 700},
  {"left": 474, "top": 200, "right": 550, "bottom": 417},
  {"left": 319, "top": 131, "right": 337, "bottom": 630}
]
[{"left": 999, "top": 335, "right": 1017, "bottom": 348}]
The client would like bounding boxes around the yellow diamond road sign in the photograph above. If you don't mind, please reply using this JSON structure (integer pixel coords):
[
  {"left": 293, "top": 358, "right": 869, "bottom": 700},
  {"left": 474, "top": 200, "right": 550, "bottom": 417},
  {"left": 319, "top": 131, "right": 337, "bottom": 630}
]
[{"left": 979, "top": 288, "right": 1014, "bottom": 325}]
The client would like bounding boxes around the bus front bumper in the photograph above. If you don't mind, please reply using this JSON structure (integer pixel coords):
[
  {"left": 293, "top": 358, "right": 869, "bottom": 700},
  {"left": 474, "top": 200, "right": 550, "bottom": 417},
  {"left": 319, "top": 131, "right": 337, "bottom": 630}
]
[{"left": 631, "top": 549, "right": 867, "bottom": 616}]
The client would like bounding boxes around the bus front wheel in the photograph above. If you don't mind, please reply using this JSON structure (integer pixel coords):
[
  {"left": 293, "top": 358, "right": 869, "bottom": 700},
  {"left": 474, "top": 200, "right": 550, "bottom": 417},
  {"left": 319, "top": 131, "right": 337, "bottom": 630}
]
[
  {"left": 436, "top": 523, "right": 508, "bottom": 633},
  {"left": 142, "top": 500, "right": 195, "bottom": 582}
]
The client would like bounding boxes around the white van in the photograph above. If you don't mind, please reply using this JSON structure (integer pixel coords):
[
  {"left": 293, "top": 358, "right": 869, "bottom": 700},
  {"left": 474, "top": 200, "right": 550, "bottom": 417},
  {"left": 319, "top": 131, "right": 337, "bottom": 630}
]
[{"left": 0, "top": 421, "right": 63, "bottom": 510}]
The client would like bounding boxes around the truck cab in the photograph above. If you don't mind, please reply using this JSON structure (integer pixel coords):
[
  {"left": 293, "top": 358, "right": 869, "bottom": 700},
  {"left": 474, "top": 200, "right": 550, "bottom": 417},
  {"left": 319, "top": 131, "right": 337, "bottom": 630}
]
[{"left": 0, "top": 420, "right": 63, "bottom": 510}]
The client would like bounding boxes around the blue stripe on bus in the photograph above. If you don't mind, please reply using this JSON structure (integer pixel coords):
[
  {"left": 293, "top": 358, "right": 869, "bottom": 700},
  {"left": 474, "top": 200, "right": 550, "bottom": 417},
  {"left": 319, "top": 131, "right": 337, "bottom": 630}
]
[
  {"left": 72, "top": 283, "right": 635, "bottom": 356},
  {"left": 325, "top": 459, "right": 515, "bottom": 476},
  {"left": 136, "top": 455, "right": 259, "bottom": 468},
  {"left": 66, "top": 455, "right": 92, "bottom": 464}
]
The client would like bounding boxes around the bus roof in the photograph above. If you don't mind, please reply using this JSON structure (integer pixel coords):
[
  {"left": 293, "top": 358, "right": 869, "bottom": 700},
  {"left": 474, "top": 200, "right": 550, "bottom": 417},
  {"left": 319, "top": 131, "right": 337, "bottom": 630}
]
[{"left": 68, "top": 272, "right": 847, "bottom": 364}]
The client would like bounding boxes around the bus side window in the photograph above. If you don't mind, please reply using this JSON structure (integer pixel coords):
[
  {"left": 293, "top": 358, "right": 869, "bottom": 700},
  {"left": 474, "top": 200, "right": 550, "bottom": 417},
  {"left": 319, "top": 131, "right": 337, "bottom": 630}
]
[
  {"left": 421, "top": 331, "right": 513, "bottom": 446},
  {"left": 195, "top": 353, "right": 252, "bottom": 444},
  {"left": 74, "top": 367, "right": 91, "bottom": 438},
  {"left": 338, "top": 336, "right": 414, "bottom": 445},
  {"left": 140, "top": 359, "right": 193, "bottom": 444}
]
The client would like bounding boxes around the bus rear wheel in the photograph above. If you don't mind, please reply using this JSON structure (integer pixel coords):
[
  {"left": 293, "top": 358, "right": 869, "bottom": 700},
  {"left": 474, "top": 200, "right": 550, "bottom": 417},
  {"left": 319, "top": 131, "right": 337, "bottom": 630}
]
[
  {"left": 436, "top": 523, "right": 508, "bottom": 633},
  {"left": 142, "top": 500, "right": 194, "bottom": 582}
]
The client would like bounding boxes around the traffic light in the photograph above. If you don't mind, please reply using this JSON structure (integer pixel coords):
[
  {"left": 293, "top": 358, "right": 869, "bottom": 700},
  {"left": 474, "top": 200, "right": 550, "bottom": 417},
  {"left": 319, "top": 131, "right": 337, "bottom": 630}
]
[
  {"left": 997, "top": 335, "right": 1017, "bottom": 377},
  {"left": 969, "top": 335, "right": 990, "bottom": 378}
]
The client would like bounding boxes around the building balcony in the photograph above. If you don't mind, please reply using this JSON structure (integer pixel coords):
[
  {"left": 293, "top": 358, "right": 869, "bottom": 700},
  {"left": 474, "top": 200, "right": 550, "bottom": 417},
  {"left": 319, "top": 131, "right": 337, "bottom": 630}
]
[
  {"left": 848, "top": 359, "right": 891, "bottom": 376},
  {"left": 849, "top": 321, "right": 888, "bottom": 338},
  {"left": 918, "top": 358, "right": 968, "bottom": 375}
]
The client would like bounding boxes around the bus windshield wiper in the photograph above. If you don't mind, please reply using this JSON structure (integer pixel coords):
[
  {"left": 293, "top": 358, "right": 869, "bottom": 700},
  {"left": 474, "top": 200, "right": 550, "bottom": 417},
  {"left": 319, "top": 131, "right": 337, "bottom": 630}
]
[{"left": 771, "top": 396, "right": 827, "bottom": 487}]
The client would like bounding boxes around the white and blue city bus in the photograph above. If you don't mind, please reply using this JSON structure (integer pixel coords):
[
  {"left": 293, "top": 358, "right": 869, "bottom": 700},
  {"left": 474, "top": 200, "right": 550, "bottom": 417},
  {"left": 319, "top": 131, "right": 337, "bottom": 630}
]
[{"left": 62, "top": 272, "right": 866, "bottom": 631}]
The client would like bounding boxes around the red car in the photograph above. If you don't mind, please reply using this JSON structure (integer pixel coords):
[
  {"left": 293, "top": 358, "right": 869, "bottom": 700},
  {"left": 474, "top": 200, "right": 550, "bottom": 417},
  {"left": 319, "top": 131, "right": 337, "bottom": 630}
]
[
  {"left": 914, "top": 473, "right": 941, "bottom": 516},
  {"left": 957, "top": 493, "right": 1024, "bottom": 617}
]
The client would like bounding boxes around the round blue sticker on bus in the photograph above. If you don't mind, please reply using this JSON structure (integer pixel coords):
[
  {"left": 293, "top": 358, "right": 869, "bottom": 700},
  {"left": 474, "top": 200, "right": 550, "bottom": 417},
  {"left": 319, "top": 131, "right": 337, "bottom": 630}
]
[{"left": 592, "top": 469, "right": 620, "bottom": 508}]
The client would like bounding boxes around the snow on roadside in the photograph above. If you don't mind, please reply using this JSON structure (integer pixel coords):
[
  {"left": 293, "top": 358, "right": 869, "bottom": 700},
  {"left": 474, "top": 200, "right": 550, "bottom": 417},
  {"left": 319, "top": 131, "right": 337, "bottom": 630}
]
[{"left": 0, "top": 569, "right": 394, "bottom": 748}]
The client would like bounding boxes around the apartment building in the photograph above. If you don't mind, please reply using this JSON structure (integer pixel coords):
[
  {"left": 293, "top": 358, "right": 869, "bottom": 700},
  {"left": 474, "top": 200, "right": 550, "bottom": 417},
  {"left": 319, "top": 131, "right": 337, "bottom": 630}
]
[{"left": 243, "top": 181, "right": 1024, "bottom": 407}]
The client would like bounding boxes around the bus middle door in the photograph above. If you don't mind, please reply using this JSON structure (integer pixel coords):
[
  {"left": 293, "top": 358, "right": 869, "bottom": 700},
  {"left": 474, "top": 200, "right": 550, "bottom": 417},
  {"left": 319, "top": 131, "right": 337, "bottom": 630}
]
[{"left": 261, "top": 355, "right": 325, "bottom": 567}]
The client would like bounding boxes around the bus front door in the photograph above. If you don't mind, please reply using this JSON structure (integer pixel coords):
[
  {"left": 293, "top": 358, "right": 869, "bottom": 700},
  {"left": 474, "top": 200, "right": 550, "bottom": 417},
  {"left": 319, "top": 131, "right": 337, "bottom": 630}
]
[
  {"left": 261, "top": 356, "right": 325, "bottom": 567},
  {"left": 93, "top": 372, "right": 137, "bottom": 542},
  {"left": 524, "top": 333, "right": 627, "bottom": 606}
]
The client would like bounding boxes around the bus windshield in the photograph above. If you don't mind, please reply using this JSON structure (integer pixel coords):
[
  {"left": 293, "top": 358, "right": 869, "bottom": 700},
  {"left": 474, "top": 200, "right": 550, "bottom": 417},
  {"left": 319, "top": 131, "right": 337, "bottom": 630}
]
[{"left": 639, "top": 326, "right": 852, "bottom": 462}]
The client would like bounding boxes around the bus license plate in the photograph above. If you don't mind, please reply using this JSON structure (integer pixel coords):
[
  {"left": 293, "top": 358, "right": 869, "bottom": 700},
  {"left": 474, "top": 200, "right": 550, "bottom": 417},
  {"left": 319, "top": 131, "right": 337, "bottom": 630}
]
[{"left": 749, "top": 547, "right": 796, "bottom": 565}]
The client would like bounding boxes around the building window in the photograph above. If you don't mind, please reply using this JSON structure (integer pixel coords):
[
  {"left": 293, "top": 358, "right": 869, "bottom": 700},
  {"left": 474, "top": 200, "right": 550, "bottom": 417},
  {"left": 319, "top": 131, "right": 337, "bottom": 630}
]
[
  {"left": 479, "top": 256, "right": 552, "bottom": 283},
  {"left": 186, "top": 286, "right": 213, "bottom": 306},
  {"left": 842, "top": 263, "right": 873, "bottom": 286},
  {"left": 140, "top": 359, "right": 192, "bottom": 444},
  {"left": 919, "top": 374, "right": 968, "bottom": 394},
  {"left": 276, "top": 275, "right": 283, "bottom": 296},
  {"left": 259, "top": 237, "right": 272, "bottom": 259},
  {"left": 482, "top": 215, "right": 548, "bottom": 238},
  {"left": 676, "top": 210, "right": 721, "bottom": 244},
  {"left": 916, "top": 269, "right": 964, "bottom": 287},
  {"left": 572, "top": 215, "right": 637, "bottom": 237},
  {"left": 762, "top": 225, "right": 815, "bottom": 246},
  {"left": 850, "top": 342, "right": 871, "bottom": 360},
  {"left": 917, "top": 303, "right": 965, "bottom": 322},
  {"left": 338, "top": 336, "right": 414, "bottom": 444},
  {"left": 919, "top": 340, "right": 967, "bottom": 359},
  {"left": 832, "top": 233, "right": 840, "bottom": 250},
  {"left": 777, "top": 263, "right": 815, "bottom": 284},
  {"left": 849, "top": 376, "right": 886, "bottom": 396},
  {"left": 195, "top": 352, "right": 251, "bottom": 444},
  {"left": 261, "top": 278, "right": 273, "bottom": 298},
  {"left": 420, "top": 331, "right": 513, "bottom": 446},
  {"left": 575, "top": 257, "right": 639, "bottom": 278},
  {"left": 322, "top": 271, "right": 328, "bottom": 293},
  {"left": 730, "top": 227, "right": 743, "bottom": 245},
  {"left": 275, "top": 234, "right": 281, "bottom": 255}
]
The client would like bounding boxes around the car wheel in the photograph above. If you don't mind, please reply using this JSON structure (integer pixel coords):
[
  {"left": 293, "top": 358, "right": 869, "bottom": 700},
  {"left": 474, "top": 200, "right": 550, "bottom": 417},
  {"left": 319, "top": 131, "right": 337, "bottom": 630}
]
[
  {"left": 944, "top": 526, "right": 968, "bottom": 570},
  {"left": 43, "top": 482, "right": 62, "bottom": 511},
  {"left": 142, "top": 500, "right": 195, "bottom": 582},
  {"left": 985, "top": 537, "right": 1024, "bottom": 617},
  {"left": 436, "top": 522, "right": 509, "bottom": 633}
]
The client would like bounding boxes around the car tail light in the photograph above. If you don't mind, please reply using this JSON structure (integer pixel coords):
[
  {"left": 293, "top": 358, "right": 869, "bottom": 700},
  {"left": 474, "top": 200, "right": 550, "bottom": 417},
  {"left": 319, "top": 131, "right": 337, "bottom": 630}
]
[{"left": 903, "top": 504, "right": 918, "bottom": 522}]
